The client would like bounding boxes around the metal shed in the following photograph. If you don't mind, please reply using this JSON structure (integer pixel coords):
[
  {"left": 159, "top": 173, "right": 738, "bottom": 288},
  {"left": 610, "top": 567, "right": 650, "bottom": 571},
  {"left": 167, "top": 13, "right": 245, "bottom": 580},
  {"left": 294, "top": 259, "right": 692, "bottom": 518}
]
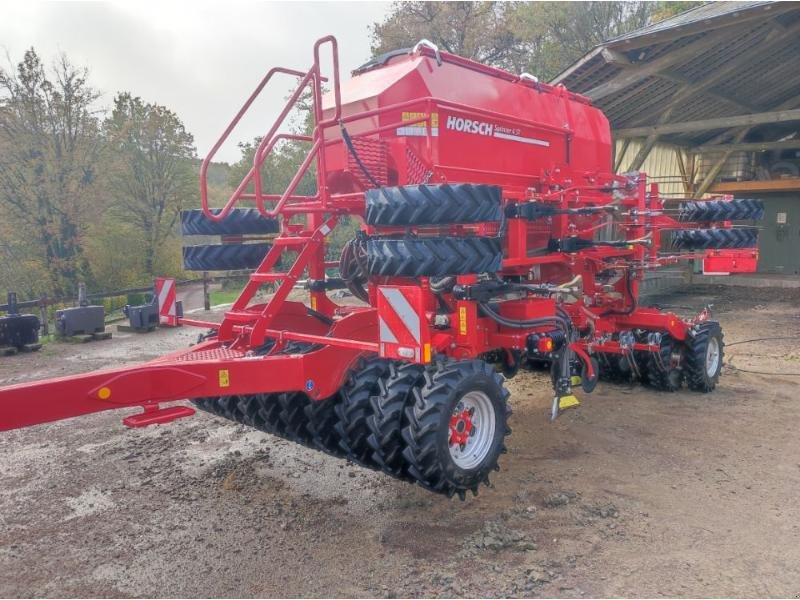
[{"left": 554, "top": 0, "right": 800, "bottom": 274}]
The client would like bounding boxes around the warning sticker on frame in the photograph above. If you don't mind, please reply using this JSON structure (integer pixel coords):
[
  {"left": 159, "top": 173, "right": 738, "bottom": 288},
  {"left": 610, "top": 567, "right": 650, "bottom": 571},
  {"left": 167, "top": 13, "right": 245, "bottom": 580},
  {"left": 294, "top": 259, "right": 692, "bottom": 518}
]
[{"left": 396, "top": 112, "right": 439, "bottom": 137}]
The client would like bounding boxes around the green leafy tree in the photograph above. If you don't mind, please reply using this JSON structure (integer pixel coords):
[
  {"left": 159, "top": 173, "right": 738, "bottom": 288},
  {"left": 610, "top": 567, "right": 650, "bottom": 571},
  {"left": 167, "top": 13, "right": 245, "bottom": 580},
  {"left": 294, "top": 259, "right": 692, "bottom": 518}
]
[
  {"left": 371, "top": 2, "right": 522, "bottom": 70},
  {"left": 371, "top": 1, "right": 703, "bottom": 81},
  {"left": 103, "top": 92, "right": 196, "bottom": 278},
  {"left": 507, "top": 2, "right": 654, "bottom": 80},
  {"left": 0, "top": 49, "right": 102, "bottom": 297}
]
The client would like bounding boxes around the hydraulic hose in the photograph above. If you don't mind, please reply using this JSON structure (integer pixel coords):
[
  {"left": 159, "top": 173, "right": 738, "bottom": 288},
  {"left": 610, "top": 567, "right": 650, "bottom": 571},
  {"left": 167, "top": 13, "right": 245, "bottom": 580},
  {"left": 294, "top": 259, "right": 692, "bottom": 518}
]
[{"left": 478, "top": 301, "right": 569, "bottom": 333}]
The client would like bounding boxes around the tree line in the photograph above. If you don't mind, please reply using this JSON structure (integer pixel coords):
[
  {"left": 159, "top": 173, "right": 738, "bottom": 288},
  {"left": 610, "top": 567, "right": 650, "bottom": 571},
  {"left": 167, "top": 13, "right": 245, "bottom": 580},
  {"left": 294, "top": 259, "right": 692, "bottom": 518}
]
[
  {"left": 0, "top": 2, "right": 697, "bottom": 301},
  {"left": 0, "top": 49, "right": 196, "bottom": 299}
]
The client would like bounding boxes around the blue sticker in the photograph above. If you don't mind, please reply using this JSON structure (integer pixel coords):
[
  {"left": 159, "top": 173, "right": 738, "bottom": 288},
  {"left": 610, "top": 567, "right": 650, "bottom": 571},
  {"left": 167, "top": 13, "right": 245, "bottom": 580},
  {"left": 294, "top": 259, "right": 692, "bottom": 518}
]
[{"left": 305, "top": 379, "right": 315, "bottom": 392}]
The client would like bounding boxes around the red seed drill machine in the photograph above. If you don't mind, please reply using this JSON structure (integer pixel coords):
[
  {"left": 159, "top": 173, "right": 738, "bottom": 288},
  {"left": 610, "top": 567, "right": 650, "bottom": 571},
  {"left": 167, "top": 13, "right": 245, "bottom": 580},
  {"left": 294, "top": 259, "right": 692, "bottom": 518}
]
[{"left": 0, "top": 38, "right": 763, "bottom": 499}]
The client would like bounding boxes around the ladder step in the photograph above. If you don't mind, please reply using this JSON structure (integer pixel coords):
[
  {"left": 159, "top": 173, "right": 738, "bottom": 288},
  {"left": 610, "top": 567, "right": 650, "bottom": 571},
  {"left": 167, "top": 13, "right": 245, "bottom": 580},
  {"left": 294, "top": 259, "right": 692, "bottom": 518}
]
[{"left": 250, "top": 272, "right": 292, "bottom": 282}]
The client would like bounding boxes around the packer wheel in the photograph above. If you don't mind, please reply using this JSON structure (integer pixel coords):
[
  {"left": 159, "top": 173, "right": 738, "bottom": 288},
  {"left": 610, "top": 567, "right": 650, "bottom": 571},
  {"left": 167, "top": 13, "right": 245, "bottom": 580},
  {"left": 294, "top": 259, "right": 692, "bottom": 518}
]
[
  {"left": 678, "top": 199, "right": 764, "bottom": 222},
  {"left": 401, "top": 359, "right": 511, "bottom": 500}
]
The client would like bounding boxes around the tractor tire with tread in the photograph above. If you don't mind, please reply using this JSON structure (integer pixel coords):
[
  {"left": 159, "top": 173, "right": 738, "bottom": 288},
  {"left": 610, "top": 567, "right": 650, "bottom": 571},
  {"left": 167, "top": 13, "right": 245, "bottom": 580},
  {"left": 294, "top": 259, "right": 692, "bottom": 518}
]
[
  {"left": 304, "top": 396, "right": 345, "bottom": 456},
  {"left": 366, "top": 184, "right": 502, "bottom": 226},
  {"left": 401, "top": 358, "right": 511, "bottom": 500},
  {"left": 679, "top": 199, "right": 764, "bottom": 222},
  {"left": 181, "top": 208, "right": 280, "bottom": 236},
  {"left": 672, "top": 228, "right": 758, "bottom": 250},
  {"left": 335, "top": 357, "right": 391, "bottom": 466},
  {"left": 277, "top": 392, "right": 315, "bottom": 445},
  {"left": 643, "top": 334, "right": 683, "bottom": 392},
  {"left": 183, "top": 243, "right": 272, "bottom": 271},
  {"left": 366, "top": 361, "right": 425, "bottom": 479},
  {"left": 684, "top": 321, "right": 724, "bottom": 392},
  {"left": 368, "top": 236, "right": 502, "bottom": 277}
]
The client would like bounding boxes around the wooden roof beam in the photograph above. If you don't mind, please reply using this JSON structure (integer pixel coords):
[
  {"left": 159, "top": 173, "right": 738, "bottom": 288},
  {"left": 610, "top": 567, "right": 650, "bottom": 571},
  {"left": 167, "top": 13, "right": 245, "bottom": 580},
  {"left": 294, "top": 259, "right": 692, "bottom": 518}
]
[
  {"left": 693, "top": 138, "right": 800, "bottom": 153},
  {"left": 615, "top": 108, "right": 800, "bottom": 138}
]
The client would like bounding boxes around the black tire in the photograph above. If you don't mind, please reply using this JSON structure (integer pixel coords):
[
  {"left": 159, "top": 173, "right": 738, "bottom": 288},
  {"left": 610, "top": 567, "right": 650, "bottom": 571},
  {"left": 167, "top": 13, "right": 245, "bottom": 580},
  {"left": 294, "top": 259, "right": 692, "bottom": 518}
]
[
  {"left": 236, "top": 395, "right": 262, "bottom": 426},
  {"left": 644, "top": 334, "right": 683, "bottom": 392},
  {"left": 368, "top": 237, "right": 502, "bottom": 277},
  {"left": 678, "top": 199, "right": 764, "bottom": 222},
  {"left": 304, "top": 396, "right": 345, "bottom": 456},
  {"left": 672, "top": 228, "right": 758, "bottom": 250},
  {"left": 334, "top": 357, "right": 391, "bottom": 466},
  {"left": 401, "top": 359, "right": 511, "bottom": 500},
  {"left": 193, "top": 397, "right": 219, "bottom": 415},
  {"left": 194, "top": 394, "right": 284, "bottom": 433},
  {"left": 180, "top": 208, "right": 280, "bottom": 236},
  {"left": 182, "top": 243, "right": 272, "bottom": 271},
  {"left": 193, "top": 395, "right": 248, "bottom": 425},
  {"left": 367, "top": 361, "right": 425, "bottom": 478},
  {"left": 277, "top": 392, "right": 314, "bottom": 445},
  {"left": 684, "top": 321, "right": 724, "bottom": 392},
  {"left": 365, "top": 184, "right": 502, "bottom": 226},
  {"left": 597, "top": 353, "right": 632, "bottom": 383},
  {"left": 254, "top": 393, "right": 285, "bottom": 434}
]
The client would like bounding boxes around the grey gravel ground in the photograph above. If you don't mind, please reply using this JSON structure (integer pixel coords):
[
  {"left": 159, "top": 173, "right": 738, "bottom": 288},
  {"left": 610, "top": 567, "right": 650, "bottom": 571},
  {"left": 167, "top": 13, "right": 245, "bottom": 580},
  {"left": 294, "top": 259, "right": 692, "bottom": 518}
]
[{"left": 1, "top": 285, "right": 799, "bottom": 597}]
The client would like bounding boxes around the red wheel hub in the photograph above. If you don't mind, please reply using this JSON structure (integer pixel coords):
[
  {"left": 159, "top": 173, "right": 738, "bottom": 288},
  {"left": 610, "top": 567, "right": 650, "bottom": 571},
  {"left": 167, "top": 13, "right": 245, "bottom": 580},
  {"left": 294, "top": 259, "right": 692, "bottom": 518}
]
[{"left": 449, "top": 407, "right": 475, "bottom": 447}]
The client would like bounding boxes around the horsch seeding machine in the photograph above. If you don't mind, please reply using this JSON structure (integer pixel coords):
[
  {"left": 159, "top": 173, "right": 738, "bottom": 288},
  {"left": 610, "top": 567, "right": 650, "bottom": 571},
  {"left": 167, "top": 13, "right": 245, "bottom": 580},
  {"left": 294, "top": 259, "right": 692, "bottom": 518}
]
[{"left": 0, "top": 38, "right": 763, "bottom": 499}]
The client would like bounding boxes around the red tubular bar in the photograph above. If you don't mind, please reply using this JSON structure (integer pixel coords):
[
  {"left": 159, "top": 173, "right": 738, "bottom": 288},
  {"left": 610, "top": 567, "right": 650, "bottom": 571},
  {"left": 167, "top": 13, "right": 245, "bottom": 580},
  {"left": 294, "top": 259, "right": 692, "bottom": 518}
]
[
  {"left": 0, "top": 344, "right": 363, "bottom": 431},
  {"left": 200, "top": 66, "right": 307, "bottom": 221}
]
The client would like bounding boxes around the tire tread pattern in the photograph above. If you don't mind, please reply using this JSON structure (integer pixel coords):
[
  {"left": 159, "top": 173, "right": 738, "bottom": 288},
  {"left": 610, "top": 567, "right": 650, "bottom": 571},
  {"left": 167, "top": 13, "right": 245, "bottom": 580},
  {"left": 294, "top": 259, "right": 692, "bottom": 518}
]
[
  {"left": 334, "top": 357, "right": 391, "bottom": 467},
  {"left": 685, "top": 321, "right": 724, "bottom": 392},
  {"left": 368, "top": 237, "right": 502, "bottom": 277},
  {"left": 367, "top": 362, "right": 424, "bottom": 479},
  {"left": 401, "top": 359, "right": 511, "bottom": 500},
  {"left": 678, "top": 199, "right": 764, "bottom": 222},
  {"left": 366, "top": 184, "right": 502, "bottom": 226},
  {"left": 183, "top": 243, "right": 272, "bottom": 271},
  {"left": 181, "top": 208, "right": 279, "bottom": 235},
  {"left": 672, "top": 228, "right": 758, "bottom": 250}
]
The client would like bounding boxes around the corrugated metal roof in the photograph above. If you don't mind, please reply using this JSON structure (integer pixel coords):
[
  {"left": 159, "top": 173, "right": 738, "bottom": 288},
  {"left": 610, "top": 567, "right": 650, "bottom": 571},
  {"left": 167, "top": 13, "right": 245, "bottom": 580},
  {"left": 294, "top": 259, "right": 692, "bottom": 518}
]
[
  {"left": 553, "top": 0, "right": 800, "bottom": 148},
  {"left": 604, "top": 1, "right": 775, "bottom": 44}
]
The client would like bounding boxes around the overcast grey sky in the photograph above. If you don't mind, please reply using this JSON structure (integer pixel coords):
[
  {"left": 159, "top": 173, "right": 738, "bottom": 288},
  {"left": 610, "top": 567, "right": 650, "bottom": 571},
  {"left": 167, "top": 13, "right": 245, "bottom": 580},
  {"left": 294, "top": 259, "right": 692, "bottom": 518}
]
[{"left": 1, "top": 1, "right": 391, "bottom": 162}]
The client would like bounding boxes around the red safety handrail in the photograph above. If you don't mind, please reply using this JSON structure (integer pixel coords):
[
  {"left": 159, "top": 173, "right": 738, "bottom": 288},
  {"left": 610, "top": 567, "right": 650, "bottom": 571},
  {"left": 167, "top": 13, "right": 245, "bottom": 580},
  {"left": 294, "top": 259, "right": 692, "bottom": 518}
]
[
  {"left": 200, "top": 36, "right": 344, "bottom": 221},
  {"left": 200, "top": 66, "right": 306, "bottom": 221}
]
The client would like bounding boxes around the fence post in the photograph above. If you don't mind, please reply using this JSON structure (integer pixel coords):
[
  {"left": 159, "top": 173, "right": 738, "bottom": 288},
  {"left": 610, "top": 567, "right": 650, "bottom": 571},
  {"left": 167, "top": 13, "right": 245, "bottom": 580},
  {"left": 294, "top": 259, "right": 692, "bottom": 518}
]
[
  {"left": 39, "top": 296, "right": 48, "bottom": 336},
  {"left": 203, "top": 271, "right": 211, "bottom": 311}
]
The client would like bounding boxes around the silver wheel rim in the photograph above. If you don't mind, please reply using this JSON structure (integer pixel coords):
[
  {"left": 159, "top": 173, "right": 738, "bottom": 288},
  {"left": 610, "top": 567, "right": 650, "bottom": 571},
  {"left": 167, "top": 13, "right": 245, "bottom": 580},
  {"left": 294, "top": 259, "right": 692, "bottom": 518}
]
[
  {"left": 705, "top": 337, "right": 720, "bottom": 377},
  {"left": 449, "top": 391, "right": 496, "bottom": 470}
]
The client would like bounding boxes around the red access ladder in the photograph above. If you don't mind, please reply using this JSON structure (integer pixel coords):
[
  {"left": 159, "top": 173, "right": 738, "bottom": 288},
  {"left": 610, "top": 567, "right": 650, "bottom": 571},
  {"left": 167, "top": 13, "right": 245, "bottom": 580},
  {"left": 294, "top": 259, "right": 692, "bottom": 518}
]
[{"left": 197, "top": 37, "right": 345, "bottom": 350}]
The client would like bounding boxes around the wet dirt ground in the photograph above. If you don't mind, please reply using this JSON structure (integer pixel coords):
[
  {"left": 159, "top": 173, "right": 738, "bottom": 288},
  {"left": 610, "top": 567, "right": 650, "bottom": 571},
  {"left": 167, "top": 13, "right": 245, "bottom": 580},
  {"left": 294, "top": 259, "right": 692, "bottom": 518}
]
[{"left": 1, "top": 284, "right": 799, "bottom": 598}]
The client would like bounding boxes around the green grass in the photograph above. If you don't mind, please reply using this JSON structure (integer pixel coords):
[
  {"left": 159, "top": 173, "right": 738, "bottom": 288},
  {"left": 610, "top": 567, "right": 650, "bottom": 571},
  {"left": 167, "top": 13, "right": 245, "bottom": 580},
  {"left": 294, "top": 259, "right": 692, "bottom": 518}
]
[{"left": 210, "top": 290, "right": 241, "bottom": 306}]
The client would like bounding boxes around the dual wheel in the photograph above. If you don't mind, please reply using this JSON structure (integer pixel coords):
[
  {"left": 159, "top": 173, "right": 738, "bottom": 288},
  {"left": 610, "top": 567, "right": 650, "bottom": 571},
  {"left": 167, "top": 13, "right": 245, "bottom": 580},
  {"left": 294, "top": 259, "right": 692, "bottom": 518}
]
[
  {"left": 180, "top": 208, "right": 279, "bottom": 271},
  {"left": 195, "top": 357, "right": 512, "bottom": 500},
  {"left": 365, "top": 183, "right": 504, "bottom": 277}
]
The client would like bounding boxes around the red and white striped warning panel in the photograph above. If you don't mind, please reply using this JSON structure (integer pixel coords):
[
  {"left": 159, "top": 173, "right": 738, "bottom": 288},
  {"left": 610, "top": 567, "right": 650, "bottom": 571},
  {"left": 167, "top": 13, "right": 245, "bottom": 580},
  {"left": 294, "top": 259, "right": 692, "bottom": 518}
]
[
  {"left": 155, "top": 277, "right": 178, "bottom": 326},
  {"left": 376, "top": 285, "right": 431, "bottom": 363}
]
